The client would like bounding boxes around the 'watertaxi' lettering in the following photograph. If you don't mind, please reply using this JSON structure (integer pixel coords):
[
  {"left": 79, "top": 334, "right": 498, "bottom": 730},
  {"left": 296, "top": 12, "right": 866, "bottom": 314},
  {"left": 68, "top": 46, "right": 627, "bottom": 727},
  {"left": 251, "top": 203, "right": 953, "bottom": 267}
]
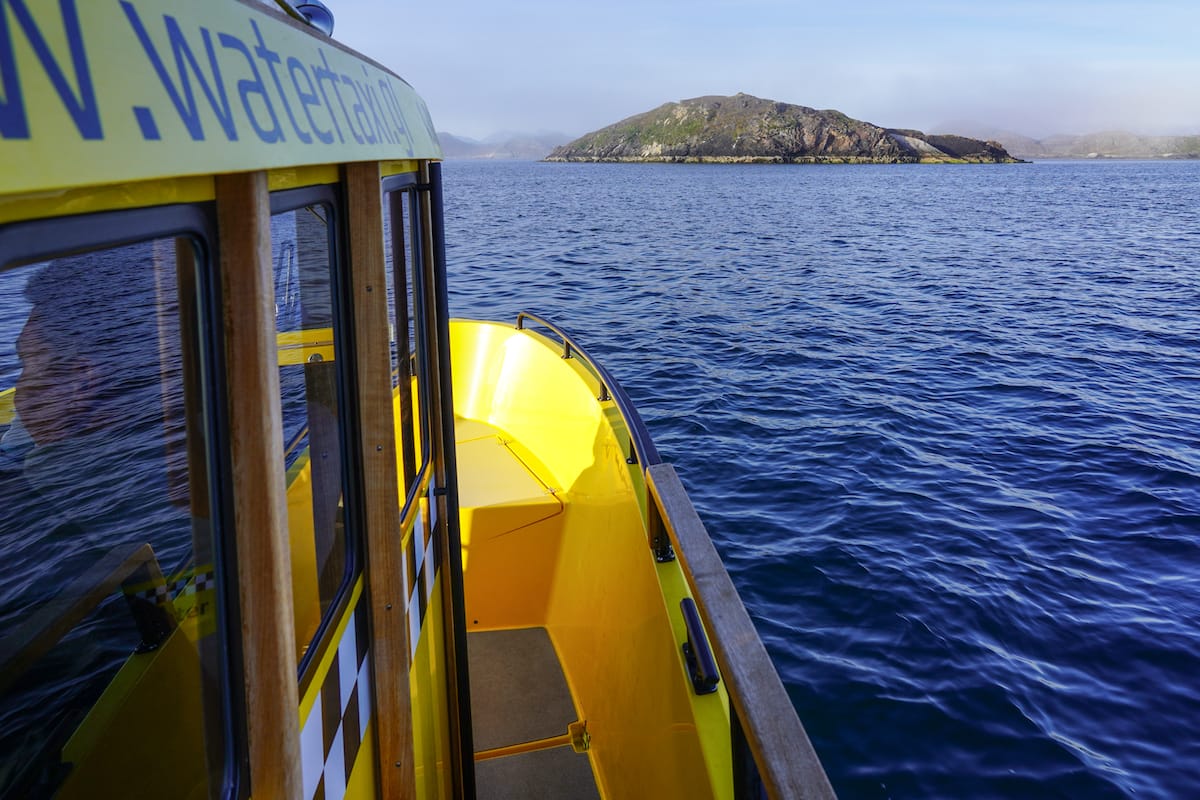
[
  {"left": 1, "top": 0, "right": 425, "bottom": 160},
  {"left": 252, "top": 20, "right": 309, "bottom": 144},
  {"left": 122, "top": 4, "right": 239, "bottom": 142},
  {"left": 0, "top": 0, "right": 101, "bottom": 140},
  {"left": 287, "top": 55, "right": 331, "bottom": 144},
  {"left": 218, "top": 28, "right": 283, "bottom": 143}
]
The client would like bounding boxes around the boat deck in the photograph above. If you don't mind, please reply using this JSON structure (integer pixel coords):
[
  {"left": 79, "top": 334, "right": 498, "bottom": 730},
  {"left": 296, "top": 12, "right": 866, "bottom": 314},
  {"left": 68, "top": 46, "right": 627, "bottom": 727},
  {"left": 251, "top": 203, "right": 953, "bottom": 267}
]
[
  {"left": 468, "top": 627, "right": 599, "bottom": 799},
  {"left": 453, "top": 413, "right": 599, "bottom": 796}
]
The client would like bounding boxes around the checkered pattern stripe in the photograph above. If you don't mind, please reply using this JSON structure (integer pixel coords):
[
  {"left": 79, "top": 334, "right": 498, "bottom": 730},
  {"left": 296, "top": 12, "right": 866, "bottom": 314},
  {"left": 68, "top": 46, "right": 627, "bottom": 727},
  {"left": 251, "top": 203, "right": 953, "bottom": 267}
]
[
  {"left": 301, "top": 599, "right": 372, "bottom": 800},
  {"left": 405, "top": 499, "right": 442, "bottom": 659},
  {"left": 298, "top": 487, "right": 443, "bottom": 798},
  {"left": 130, "top": 570, "right": 215, "bottom": 604}
]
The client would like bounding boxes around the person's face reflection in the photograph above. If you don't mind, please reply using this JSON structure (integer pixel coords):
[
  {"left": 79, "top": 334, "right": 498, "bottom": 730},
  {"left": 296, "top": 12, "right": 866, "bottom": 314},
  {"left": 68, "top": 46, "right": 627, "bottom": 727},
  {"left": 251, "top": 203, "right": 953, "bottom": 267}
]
[{"left": 14, "top": 311, "right": 89, "bottom": 446}]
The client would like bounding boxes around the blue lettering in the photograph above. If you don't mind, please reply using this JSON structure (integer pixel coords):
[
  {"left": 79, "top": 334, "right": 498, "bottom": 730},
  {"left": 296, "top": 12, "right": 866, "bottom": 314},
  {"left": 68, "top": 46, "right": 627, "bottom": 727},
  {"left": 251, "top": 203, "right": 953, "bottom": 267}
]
[
  {"left": 122, "top": 3, "right": 237, "bottom": 142},
  {"left": 251, "top": 21, "right": 308, "bottom": 144},
  {"left": 316, "top": 50, "right": 359, "bottom": 143},
  {"left": 288, "top": 57, "right": 330, "bottom": 144},
  {"left": 0, "top": 0, "right": 101, "bottom": 140},
  {"left": 0, "top": 7, "right": 26, "bottom": 137},
  {"left": 342, "top": 74, "right": 375, "bottom": 144},
  {"left": 312, "top": 50, "right": 345, "bottom": 143},
  {"left": 415, "top": 100, "right": 435, "bottom": 148},
  {"left": 218, "top": 32, "right": 282, "bottom": 144},
  {"left": 133, "top": 105, "right": 159, "bottom": 139},
  {"left": 361, "top": 70, "right": 392, "bottom": 145},
  {"left": 377, "top": 79, "right": 404, "bottom": 147},
  {"left": 380, "top": 80, "right": 415, "bottom": 156}
]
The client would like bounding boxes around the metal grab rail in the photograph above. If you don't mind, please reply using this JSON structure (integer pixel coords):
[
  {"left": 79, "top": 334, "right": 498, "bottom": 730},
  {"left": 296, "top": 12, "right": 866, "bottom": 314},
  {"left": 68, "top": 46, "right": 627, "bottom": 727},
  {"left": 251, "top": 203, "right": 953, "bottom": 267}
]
[
  {"left": 647, "top": 463, "right": 837, "bottom": 800},
  {"left": 515, "top": 311, "right": 660, "bottom": 467}
]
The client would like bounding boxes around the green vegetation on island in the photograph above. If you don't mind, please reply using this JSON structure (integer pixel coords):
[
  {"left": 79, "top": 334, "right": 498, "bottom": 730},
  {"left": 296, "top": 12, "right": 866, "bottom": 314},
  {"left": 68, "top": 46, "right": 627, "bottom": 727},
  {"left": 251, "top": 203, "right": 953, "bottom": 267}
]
[{"left": 546, "top": 94, "right": 1021, "bottom": 164}]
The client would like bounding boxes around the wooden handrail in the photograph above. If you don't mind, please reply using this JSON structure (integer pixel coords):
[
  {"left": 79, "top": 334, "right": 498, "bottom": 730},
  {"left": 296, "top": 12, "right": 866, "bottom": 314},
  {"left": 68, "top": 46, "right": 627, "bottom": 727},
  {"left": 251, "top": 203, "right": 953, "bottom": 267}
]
[{"left": 646, "top": 463, "right": 837, "bottom": 800}]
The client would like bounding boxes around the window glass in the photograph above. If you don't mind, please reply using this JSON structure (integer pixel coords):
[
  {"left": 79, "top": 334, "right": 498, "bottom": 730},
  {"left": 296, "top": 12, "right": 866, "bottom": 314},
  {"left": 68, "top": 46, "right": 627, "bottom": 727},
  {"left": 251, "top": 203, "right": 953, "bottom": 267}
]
[
  {"left": 271, "top": 205, "right": 347, "bottom": 661},
  {"left": 0, "top": 238, "right": 223, "bottom": 798},
  {"left": 384, "top": 180, "right": 453, "bottom": 797},
  {"left": 385, "top": 185, "right": 442, "bottom": 675},
  {"left": 385, "top": 188, "right": 430, "bottom": 504}
]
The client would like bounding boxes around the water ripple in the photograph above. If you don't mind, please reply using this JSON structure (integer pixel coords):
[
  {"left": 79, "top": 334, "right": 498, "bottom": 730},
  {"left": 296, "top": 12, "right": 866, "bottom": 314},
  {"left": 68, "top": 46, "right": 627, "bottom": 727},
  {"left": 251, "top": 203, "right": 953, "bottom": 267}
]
[{"left": 444, "top": 160, "right": 1200, "bottom": 799}]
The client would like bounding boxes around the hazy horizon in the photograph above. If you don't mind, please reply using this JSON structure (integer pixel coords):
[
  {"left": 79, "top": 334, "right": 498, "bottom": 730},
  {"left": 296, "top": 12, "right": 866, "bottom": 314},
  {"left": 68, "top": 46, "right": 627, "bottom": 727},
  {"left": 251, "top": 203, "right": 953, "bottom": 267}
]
[
  {"left": 433, "top": 111, "right": 1200, "bottom": 147},
  {"left": 332, "top": 1, "right": 1200, "bottom": 143}
]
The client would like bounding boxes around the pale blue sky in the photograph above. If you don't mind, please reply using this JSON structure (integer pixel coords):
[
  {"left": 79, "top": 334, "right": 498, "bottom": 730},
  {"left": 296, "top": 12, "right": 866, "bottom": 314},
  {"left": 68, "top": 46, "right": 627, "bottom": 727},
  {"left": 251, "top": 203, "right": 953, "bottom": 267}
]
[{"left": 334, "top": 1, "right": 1200, "bottom": 140}]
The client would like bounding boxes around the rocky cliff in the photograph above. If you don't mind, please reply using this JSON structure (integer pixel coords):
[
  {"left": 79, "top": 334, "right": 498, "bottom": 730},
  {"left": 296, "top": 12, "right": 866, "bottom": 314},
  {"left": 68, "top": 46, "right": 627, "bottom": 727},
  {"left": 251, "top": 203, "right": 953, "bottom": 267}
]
[{"left": 546, "top": 94, "right": 1019, "bottom": 164}]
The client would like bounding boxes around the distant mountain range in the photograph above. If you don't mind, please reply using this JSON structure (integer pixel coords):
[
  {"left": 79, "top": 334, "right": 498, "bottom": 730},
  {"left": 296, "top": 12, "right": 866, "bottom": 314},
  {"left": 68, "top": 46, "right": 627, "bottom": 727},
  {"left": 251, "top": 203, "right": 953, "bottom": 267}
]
[
  {"left": 546, "top": 94, "right": 1019, "bottom": 163},
  {"left": 944, "top": 127, "right": 1200, "bottom": 160},
  {"left": 437, "top": 131, "right": 569, "bottom": 160}
]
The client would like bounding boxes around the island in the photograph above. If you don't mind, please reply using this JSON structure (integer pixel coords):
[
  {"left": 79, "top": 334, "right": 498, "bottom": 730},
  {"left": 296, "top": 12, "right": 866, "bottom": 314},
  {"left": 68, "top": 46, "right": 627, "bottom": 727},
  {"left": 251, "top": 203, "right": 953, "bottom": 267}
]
[{"left": 545, "top": 94, "right": 1021, "bottom": 164}]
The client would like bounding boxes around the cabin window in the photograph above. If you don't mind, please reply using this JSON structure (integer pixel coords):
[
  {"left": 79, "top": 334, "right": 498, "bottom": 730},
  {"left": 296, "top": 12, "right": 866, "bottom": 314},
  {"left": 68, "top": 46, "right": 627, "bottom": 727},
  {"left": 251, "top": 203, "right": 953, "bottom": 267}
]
[
  {"left": 269, "top": 195, "right": 354, "bottom": 669},
  {"left": 0, "top": 228, "right": 229, "bottom": 798},
  {"left": 383, "top": 178, "right": 441, "bottom": 658},
  {"left": 384, "top": 181, "right": 432, "bottom": 506}
]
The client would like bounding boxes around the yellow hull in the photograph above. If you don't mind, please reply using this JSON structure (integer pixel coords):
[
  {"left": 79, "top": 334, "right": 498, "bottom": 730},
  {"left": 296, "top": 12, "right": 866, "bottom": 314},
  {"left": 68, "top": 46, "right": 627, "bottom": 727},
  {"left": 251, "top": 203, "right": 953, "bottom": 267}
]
[{"left": 449, "top": 319, "right": 733, "bottom": 799}]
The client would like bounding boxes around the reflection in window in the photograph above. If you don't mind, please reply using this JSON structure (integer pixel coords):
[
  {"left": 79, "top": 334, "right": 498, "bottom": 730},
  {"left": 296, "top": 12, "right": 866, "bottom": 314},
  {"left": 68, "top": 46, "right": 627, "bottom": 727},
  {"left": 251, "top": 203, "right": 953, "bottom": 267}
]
[
  {"left": 0, "top": 238, "right": 223, "bottom": 798},
  {"left": 385, "top": 186, "right": 437, "bottom": 654},
  {"left": 385, "top": 188, "right": 430, "bottom": 503},
  {"left": 271, "top": 205, "right": 348, "bottom": 661}
]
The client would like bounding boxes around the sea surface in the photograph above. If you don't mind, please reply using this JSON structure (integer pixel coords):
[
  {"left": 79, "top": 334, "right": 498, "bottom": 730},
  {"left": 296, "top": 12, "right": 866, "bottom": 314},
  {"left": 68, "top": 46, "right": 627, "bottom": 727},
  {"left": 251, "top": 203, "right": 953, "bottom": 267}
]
[{"left": 441, "top": 159, "right": 1200, "bottom": 799}]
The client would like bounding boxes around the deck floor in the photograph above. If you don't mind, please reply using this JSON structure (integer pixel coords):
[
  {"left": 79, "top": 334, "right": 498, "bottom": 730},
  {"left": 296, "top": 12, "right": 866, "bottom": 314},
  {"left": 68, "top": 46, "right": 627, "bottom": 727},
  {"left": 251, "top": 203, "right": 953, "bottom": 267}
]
[{"left": 468, "top": 627, "right": 599, "bottom": 799}]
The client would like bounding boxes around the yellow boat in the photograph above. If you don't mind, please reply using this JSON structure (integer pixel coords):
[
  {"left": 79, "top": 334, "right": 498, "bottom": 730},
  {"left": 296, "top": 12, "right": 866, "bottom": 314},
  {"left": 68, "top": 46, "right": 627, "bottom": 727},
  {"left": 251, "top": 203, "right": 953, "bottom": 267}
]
[{"left": 0, "top": 1, "right": 834, "bottom": 797}]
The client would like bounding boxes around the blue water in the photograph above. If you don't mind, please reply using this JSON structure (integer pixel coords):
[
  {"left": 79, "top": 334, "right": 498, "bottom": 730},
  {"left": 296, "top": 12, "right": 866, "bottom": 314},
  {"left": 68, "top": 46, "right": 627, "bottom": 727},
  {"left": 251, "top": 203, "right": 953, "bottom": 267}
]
[{"left": 441, "top": 160, "right": 1200, "bottom": 799}]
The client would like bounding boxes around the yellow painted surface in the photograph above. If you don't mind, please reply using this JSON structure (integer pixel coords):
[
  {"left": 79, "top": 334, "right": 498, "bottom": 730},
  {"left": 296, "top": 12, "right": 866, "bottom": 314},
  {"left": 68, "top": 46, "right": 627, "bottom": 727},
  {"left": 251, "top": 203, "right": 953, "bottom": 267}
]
[
  {"left": 267, "top": 165, "right": 340, "bottom": 193},
  {"left": 0, "top": 174, "right": 216, "bottom": 225},
  {"left": 284, "top": 451, "right": 323, "bottom": 661},
  {"left": 344, "top": 723, "right": 379, "bottom": 800},
  {"left": 56, "top": 581, "right": 220, "bottom": 799},
  {"left": 0, "top": 387, "right": 13, "bottom": 425},
  {"left": 456, "top": 432, "right": 558, "bottom": 513},
  {"left": 381, "top": 160, "right": 422, "bottom": 178},
  {"left": 276, "top": 327, "right": 335, "bottom": 367},
  {"left": 654, "top": 554, "right": 735, "bottom": 795},
  {"left": 450, "top": 321, "right": 607, "bottom": 493},
  {"left": 0, "top": 160, "right": 396, "bottom": 225},
  {"left": 0, "top": 0, "right": 439, "bottom": 200},
  {"left": 456, "top": 426, "right": 564, "bottom": 626},
  {"left": 411, "top": 571, "right": 452, "bottom": 799},
  {"left": 449, "top": 319, "right": 733, "bottom": 799}
]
